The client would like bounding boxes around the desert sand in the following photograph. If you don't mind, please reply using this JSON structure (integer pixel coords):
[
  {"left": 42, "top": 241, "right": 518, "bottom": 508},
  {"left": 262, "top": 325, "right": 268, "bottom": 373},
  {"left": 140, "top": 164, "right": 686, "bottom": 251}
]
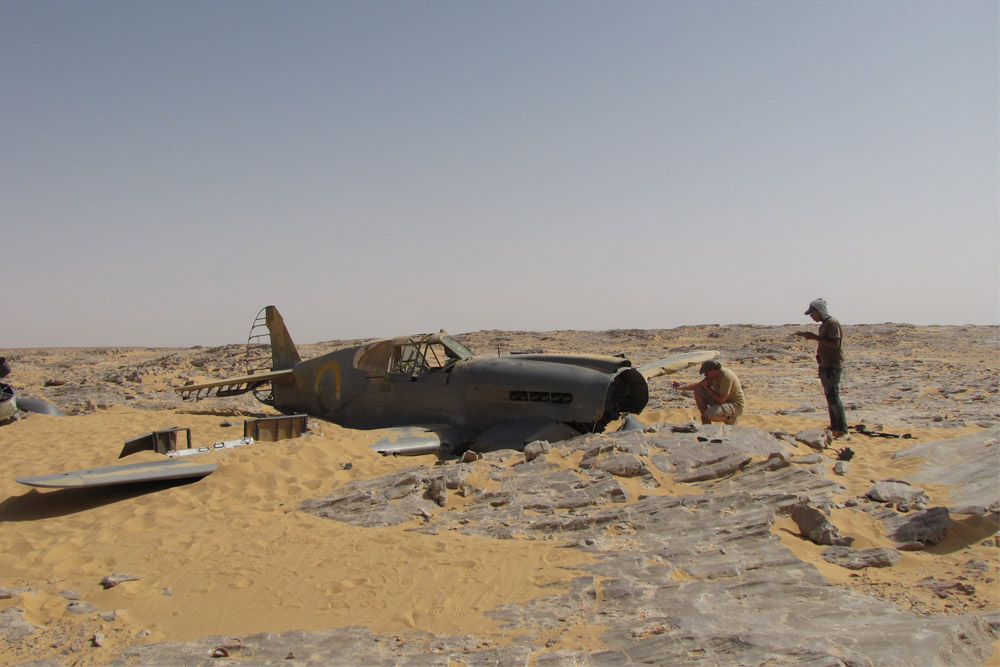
[{"left": 0, "top": 323, "right": 997, "bottom": 665}]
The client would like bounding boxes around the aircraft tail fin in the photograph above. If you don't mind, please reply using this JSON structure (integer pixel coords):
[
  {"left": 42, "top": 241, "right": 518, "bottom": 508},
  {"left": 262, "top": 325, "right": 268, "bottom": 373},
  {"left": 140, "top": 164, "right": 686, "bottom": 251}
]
[{"left": 264, "top": 306, "right": 301, "bottom": 369}]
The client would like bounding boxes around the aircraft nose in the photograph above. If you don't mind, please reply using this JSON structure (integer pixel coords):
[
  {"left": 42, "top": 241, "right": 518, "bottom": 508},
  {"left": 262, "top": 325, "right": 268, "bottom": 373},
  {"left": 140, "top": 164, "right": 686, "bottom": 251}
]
[{"left": 609, "top": 368, "right": 648, "bottom": 415}]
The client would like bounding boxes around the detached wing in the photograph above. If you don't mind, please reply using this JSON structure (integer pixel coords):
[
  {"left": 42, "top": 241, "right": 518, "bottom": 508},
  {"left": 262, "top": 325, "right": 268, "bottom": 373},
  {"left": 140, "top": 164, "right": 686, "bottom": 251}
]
[
  {"left": 635, "top": 350, "right": 719, "bottom": 380},
  {"left": 368, "top": 424, "right": 473, "bottom": 456},
  {"left": 368, "top": 420, "right": 580, "bottom": 456},
  {"left": 175, "top": 369, "right": 294, "bottom": 400},
  {"left": 17, "top": 458, "right": 217, "bottom": 488}
]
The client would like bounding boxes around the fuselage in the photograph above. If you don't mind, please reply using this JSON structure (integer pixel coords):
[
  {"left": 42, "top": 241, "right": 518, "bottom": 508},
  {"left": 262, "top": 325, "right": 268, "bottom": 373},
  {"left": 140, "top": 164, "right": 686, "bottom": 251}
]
[{"left": 269, "top": 334, "right": 648, "bottom": 437}]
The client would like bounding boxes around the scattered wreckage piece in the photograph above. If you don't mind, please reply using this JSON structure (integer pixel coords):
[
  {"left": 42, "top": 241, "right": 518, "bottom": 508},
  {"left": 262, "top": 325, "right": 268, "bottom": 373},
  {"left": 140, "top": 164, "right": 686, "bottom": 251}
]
[
  {"left": 244, "top": 414, "right": 309, "bottom": 442},
  {"left": 0, "top": 382, "right": 14, "bottom": 422},
  {"left": 15, "top": 458, "right": 218, "bottom": 489},
  {"left": 0, "top": 357, "right": 65, "bottom": 423},
  {"left": 855, "top": 423, "right": 912, "bottom": 439},
  {"left": 15, "top": 417, "right": 315, "bottom": 490},
  {"left": 166, "top": 437, "right": 255, "bottom": 458},
  {"left": 120, "top": 427, "right": 192, "bottom": 458}
]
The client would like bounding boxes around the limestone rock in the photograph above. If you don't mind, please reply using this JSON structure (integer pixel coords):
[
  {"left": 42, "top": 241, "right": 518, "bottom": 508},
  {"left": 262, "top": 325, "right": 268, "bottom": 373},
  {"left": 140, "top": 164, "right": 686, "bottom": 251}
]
[
  {"left": 101, "top": 573, "right": 141, "bottom": 589},
  {"left": 66, "top": 600, "right": 99, "bottom": 614},
  {"left": 0, "top": 607, "right": 38, "bottom": 641},
  {"left": 795, "top": 429, "right": 831, "bottom": 450},
  {"left": 823, "top": 547, "right": 902, "bottom": 569},
  {"left": 895, "top": 427, "right": 1000, "bottom": 510},
  {"left": 523, "top": 440, "right": 551, "bottom": 462},
  {"left": 883, "top": 506, "right": 951, "bottom": 548},
  {"left": 791, "top": 503, "right": 854, "bottom": 547},
  {"left": 866, "top": 481, "right": 929, "bottom": 505}
]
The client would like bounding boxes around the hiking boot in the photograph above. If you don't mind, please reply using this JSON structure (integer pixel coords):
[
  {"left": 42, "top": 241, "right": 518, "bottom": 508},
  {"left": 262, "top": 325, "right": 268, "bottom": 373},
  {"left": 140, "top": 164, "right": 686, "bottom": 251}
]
[{"left": 831, "top": 430, "right": 851, "bottom": 441}]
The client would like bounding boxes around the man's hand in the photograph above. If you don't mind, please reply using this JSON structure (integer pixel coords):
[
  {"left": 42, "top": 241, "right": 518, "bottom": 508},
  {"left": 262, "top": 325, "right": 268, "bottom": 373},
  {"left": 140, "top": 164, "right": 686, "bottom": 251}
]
[{"left": 795, "top": 331, "right": 817, "bottom": 341}]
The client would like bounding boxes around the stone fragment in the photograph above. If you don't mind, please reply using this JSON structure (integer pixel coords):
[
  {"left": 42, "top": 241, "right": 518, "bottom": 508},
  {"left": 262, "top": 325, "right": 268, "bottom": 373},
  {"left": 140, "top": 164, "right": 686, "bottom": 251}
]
[
  {"left": 523, "top": 440, "right": 551, "bottom": 462},
  {"left": 670, "top": 421, "right": 699, "bottom": 433},
  {"left": 823, "top": 547, "right": 902, "bottom": 569},
  {"left": 0, "top": 587, "right": 36, "bottom": 599},
  {"left": 0, "top": 608, "right": 38, "bottom": 641},
  {"left": 745, "top": 452, "right": 790, "bottom": 473},
  {"left": 920, "top": 579, "right": 976, "bottom": 598},
  {"left": 66, "top": 600, "right": 98, "bottom": 614},
  {"left": 866, "top": 481, "right": 928, "bottom": 504},
  {"left": 101, "top": 573, "right": 141, "bottom": 589},
  {"left": 834, "top": 461, "right": 850, "bottom": 476},
  {"left": 795, "top": 429, "right": 831, "bottom": 450},
  {"left": 426, "top": 479, "right": 448, "bottom": 507},
  {"left": 791, "top": 503, "right": 854, "bottom": 546},
  {"left": 595, "top": 453, "right": 649, "bottom": 478},
  {"left": 883, "top": 507, "right": 951, "bottom": 547}
]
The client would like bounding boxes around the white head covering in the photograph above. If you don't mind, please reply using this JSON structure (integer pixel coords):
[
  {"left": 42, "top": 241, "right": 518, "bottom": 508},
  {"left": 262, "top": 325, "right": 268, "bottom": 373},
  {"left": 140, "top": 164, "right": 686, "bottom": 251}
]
[{"left": 805, "top": 298, "right": 830, "bottom": 319}]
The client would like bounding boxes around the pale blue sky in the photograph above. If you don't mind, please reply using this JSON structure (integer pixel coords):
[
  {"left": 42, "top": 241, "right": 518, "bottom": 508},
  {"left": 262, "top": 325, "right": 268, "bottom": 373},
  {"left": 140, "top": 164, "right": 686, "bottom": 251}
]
[{"left": 3, "top": 1, "right": 997, "bottom": 347}]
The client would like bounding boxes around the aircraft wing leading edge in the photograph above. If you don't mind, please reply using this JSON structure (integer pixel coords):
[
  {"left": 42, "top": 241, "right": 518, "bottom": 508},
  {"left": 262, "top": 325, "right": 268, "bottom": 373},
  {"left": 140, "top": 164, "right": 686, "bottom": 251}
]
[{"left": 635, "top": 350, "right": 720, "bottom": 380}]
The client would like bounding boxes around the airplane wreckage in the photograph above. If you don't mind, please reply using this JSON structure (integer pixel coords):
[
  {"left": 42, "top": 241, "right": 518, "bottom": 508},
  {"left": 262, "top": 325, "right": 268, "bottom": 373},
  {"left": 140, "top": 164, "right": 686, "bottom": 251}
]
[
  {"left": 0, "top": 356, "right": 64, "bottom": 423},
  {"left": 177, "top": 306, "right": 717, "bottom": 455},
  {"left": 14, "top": 306, "right": 717, "bottom": 489}
]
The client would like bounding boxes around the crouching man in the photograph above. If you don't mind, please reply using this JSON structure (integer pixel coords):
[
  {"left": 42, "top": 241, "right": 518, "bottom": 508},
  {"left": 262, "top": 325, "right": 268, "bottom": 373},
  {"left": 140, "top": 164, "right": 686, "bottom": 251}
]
[{"left": 672, "top": 360, "right": 745, "bottom": 425}]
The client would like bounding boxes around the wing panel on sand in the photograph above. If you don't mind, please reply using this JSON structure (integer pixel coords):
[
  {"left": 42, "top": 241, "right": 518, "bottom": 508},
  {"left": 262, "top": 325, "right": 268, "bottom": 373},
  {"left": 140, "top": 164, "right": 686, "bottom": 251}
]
[{"left": 17, "top": 458, "right": 218, "bottom": 488}]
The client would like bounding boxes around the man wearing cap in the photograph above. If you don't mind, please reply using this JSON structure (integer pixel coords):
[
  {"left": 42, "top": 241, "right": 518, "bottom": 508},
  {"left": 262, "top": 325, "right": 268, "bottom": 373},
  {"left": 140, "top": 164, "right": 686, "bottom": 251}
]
[
  {"left": 672, "top": 360, "right": 744, "bottom": 425},
  {"left": 795, "top": 298, "right": 848, "bottom": 438}
]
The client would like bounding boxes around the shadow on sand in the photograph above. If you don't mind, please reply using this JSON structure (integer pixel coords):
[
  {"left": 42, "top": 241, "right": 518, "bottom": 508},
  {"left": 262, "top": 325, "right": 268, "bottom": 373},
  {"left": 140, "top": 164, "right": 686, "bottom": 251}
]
[{"left": 0, "top": 478, "right": 201, "bottom": 522}]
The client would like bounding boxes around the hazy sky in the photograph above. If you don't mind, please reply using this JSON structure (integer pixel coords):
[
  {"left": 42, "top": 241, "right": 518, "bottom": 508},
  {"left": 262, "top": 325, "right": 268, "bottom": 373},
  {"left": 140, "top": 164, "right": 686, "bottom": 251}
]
[{"left": 3, "top": 1, "right": 998, "bottom": 348}]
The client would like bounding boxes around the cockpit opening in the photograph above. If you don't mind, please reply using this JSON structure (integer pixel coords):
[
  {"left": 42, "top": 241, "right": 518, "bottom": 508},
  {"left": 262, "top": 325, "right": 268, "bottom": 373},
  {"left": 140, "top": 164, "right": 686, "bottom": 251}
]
[{"left": 388, "top": 334, "right": 474, "bottom": 376}]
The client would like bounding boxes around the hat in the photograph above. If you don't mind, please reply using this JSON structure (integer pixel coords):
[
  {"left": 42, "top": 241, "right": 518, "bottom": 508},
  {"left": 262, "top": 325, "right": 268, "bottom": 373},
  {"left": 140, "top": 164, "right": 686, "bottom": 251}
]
[
  {"left": 805, "top": 298, "right": 830, "bottom": 318},
  {"left": 699, "top": 360, "right": 722, "bottom": 374}
]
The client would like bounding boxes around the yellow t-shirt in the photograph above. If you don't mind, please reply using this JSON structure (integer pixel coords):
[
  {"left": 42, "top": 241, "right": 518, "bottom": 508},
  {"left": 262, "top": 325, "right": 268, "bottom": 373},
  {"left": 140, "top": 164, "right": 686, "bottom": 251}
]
[{"left": 710, "top": 368, "right": 745, "bottom": 409}]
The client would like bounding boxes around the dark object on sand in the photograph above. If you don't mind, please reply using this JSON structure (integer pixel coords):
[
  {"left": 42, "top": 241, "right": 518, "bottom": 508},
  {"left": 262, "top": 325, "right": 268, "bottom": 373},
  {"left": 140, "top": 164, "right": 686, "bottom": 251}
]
[
  {"left": 854, "top": 424, "right": 911, "bottom": 439},
  {"left": 836, "top": 447, "right": 855, "bottom": 461},
  {"left": 0, "top": 357, "right": 65, "bottom": 421},
  {"left": 16, "top": 458, "right": 218, "bottom": 488}
]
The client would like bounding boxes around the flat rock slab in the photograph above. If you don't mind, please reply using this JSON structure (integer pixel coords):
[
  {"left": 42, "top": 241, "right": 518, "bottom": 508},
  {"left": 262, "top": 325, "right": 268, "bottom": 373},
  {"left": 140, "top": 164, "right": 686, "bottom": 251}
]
[
  {"left": 823, "top": 546, "right": 903, "bottom": 569},
  {"left": 866, "top": 480, "right": 929, "bottom": 504},
  {"left": 792, "top": 503, "right": 854, "bottom": 546},
  {"left": 882, "top": 506, "right": 952, "bottom": 548},
  {"left": 0, "top": 608, "right": 38, "bottom": 642},
  {"left": 896, "top": 426, "right": 1000, "bottom": 511}
]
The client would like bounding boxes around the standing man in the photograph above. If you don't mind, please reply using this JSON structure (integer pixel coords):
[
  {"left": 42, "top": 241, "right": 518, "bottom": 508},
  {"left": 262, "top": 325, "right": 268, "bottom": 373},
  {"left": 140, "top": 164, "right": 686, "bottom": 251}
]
[
  {"left": 672, "top": 360, "right": 744, "bottom": 425},
  {"left": 795, "top": 298, "right": 848, "bottom": 438}
]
